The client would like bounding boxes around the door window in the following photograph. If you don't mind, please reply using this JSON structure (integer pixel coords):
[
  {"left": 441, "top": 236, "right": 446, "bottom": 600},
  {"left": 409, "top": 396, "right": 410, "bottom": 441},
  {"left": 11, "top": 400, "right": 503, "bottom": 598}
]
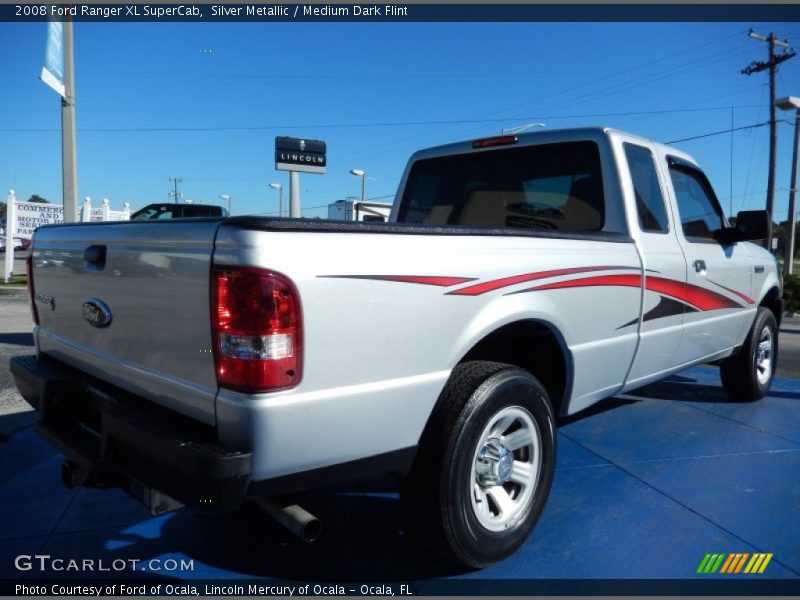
[
  {"left": 624, "top": 143, "right": 669, "bottom": 233},
  {"left": 668, "top": 163, "right": 724, "bottom": 242}
]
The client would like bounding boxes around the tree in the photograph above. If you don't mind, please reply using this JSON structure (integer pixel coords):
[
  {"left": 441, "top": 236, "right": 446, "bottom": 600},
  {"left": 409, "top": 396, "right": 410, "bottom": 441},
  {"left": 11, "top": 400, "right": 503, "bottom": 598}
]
[{"left": 28, "top": 194, "right": 49, "bottom": 203}]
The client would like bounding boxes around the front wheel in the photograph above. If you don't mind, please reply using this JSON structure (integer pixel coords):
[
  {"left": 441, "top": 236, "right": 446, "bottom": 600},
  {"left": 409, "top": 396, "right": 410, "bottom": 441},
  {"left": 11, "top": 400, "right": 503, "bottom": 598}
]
[
  {"left": 720, "top": 307, "right": 778, "bottom": 401},
  {"left": 401, "top": 361, "right": 556, "bottom": 568}
]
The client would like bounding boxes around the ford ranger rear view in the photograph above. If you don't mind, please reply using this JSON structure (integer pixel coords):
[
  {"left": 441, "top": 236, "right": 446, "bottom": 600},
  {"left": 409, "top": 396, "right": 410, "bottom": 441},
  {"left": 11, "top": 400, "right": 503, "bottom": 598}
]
[{"left": 11, "top": 128, "right": 782, "bottom": 568}]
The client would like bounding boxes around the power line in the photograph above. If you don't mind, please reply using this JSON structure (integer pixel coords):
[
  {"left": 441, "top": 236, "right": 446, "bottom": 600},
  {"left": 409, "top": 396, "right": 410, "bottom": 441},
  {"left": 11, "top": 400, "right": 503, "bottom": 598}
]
[
  {"left": 666, "top": 121, "right": 771, "bottom": 144},
  {"left": 0, "top": 105, "right": 767, "bottom": 134},
  {"left": 330, "top": 39, "right": 751, "bottom": 166}
]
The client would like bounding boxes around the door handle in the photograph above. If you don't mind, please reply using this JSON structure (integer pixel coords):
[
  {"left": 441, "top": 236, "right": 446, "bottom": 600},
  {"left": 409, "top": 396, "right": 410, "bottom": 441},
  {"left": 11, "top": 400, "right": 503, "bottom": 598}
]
[
  {"left": 83, "top": 245, "right": 107, "bottom": 271},
  {"left": 693, "top": 259, "right": 707, "bottom": 273}
]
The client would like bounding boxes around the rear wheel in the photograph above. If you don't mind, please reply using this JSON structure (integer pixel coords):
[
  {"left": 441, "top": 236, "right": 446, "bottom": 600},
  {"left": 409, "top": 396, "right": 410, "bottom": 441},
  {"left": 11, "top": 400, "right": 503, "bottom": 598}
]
[
  {"left": 402, "top": 361, "right": 556, "bottom": 568},
  {"left": 720, "top": 307, "right": 778, "bottom": 401}
]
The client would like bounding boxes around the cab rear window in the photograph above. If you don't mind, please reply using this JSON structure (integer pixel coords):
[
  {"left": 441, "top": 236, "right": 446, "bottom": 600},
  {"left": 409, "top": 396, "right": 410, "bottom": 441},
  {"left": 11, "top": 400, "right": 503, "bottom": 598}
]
[{"left": 398, "top": 141, "right": 604, "bottom": 232}]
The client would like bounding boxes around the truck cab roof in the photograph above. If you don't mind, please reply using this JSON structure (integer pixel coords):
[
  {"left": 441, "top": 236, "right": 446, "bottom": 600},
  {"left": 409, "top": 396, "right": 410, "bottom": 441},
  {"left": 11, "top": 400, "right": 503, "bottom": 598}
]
[{"left": 409, "top": 126, "right": 699, "bottom": 169}]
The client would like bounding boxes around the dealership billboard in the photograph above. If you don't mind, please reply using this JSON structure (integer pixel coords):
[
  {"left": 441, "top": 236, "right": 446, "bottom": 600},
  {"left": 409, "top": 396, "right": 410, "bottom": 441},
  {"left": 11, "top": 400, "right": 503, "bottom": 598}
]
[{"left": 275, "top": 137, "right": 327, "bottom": 174}]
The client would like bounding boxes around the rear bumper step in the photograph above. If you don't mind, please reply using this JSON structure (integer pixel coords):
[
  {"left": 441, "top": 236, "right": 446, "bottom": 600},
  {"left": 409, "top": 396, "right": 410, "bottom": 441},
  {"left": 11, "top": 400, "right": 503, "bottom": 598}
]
[{"left": 10, "top": 354, "right": 252, "bottom": 513}]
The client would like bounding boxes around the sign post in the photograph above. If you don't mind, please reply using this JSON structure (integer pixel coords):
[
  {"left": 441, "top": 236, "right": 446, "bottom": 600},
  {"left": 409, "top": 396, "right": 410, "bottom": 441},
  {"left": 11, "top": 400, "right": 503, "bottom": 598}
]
[
  {"left": 4, "top": 190, "right": 16, "bottom": 283},
  {"left": 41, "top": 19, "right": 78, "bottom": 222},
  {"left": 290, "top": 172, "right": 300, "bottom": 218},
  {"left": 275, "top": 137, "right": 327, "bottom": 218}
]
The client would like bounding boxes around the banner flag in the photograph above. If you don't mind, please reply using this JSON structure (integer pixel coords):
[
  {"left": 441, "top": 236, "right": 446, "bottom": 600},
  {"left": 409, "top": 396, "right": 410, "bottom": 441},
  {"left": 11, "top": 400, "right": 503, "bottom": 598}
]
[{"left": 40, "top": 21, "right": 65, "bottom": 97}]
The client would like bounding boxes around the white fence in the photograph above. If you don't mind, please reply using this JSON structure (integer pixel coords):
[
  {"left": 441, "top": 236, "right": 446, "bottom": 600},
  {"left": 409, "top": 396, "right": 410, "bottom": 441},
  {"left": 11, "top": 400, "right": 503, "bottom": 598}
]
[
  {"left": 3, "top": 190, "right": 131, "bottom": 283},
  {"left": 81, "top": 197, "right": 131, "bottom": 222}
]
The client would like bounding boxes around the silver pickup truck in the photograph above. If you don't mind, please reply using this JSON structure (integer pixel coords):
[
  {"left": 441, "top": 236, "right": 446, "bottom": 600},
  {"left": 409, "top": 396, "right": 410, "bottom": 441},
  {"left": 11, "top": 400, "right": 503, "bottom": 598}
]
[{"left": 11, "top": 127, "right": 782, "bottom": 568}]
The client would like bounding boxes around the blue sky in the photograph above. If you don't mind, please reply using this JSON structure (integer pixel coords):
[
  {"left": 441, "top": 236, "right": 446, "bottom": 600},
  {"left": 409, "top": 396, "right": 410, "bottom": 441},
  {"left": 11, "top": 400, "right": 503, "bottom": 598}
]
[{"left": 2, "top": 20, "right": 800, "bottom": 220}]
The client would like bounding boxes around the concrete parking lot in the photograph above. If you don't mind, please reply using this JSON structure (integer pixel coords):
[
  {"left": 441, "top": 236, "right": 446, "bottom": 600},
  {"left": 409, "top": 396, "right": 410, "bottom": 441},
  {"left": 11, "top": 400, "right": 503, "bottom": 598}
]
[{"left": 0, "top": 293, "right": 798, "bottom": 588}]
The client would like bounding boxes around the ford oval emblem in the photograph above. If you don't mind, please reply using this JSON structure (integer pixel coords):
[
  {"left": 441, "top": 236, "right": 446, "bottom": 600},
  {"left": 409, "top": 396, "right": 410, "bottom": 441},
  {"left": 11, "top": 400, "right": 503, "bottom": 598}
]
[{"left": 82, "top": 298, "right": 112, "bottom": 328}]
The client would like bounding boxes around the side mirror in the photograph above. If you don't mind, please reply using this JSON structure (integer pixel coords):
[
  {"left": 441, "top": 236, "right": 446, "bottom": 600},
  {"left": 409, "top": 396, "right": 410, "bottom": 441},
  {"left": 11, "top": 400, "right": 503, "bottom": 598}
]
[
  {"left": 735, "top": 210, "right": 770, "bottom": 241},
  {"left": 713, "top": 210, "right": 770, "bottom": 245}
]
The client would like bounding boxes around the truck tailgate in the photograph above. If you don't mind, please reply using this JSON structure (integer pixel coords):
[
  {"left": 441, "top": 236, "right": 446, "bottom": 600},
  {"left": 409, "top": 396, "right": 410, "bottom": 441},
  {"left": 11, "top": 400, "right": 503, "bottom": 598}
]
[{"left": 31, "top": 220, "right": 221, "bottom": 425}]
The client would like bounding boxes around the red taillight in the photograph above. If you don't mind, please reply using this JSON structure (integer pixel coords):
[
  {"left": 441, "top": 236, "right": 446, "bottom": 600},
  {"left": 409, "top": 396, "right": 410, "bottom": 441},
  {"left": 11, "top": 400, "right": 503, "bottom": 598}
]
[
  {"left": 26, "top": 255, "right": 39, "bottom": 325},
  {"left": 472, "top": 135, "right": 518, "bottom": 149},
  {"left": 211, "top": 266, "right": 303, "bottom": 393}
]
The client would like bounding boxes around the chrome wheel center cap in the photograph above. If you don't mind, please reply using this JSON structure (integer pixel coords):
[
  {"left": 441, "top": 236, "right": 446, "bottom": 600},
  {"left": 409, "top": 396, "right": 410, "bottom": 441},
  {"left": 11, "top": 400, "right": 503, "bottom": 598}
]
[{"left": 476, "top": 439, "right": 514, "bottom": 486}]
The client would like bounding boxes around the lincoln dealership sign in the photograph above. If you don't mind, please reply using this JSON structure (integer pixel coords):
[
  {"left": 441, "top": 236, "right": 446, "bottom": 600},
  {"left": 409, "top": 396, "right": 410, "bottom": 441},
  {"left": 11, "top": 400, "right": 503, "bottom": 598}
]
[{"left": 275, "top": 137, "right": 327, "bottom": 174}]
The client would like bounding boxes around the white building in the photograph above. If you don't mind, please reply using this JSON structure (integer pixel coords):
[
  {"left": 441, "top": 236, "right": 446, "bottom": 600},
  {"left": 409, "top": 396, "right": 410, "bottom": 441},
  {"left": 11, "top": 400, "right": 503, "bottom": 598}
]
[{"left": 327, "top": 199, "right": 391, "bottom": 222}]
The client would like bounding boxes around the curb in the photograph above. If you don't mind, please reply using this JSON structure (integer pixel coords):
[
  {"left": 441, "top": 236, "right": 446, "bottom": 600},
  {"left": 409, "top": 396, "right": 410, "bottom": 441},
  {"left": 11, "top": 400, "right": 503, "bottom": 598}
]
[{"left": 0, "top": 287, "right": 27, "bottom": 297}]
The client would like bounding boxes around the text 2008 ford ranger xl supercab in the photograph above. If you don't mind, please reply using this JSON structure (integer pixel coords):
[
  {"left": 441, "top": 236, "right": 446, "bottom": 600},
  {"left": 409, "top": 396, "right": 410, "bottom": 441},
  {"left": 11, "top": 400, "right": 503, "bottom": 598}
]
[{"left": 11, "top": 128, "right": 782, "bottom": 567}]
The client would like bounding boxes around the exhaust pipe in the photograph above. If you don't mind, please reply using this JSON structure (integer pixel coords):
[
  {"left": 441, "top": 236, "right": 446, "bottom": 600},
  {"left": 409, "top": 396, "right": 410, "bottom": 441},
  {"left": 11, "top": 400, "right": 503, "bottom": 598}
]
[{"left": 256, "top": 498, "right": 322, "bottom": 543}]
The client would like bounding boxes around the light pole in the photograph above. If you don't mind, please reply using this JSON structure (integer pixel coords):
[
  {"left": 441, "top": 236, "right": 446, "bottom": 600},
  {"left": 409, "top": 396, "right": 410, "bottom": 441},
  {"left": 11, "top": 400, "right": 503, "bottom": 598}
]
[
  {"left": 219, "top": 194, "right": 231, "bottom": 216},
  {"left": 776, "top": 96, "right": 800, "bottom": 274},
  {"left": 269, "top": 183, "right": 283, "bottom": 217},
  {"left": 501, "top": 122, "right": 546, "bottom": 135},
  {"left": 350, "top": 169, "right": 366, "bottom": 203}
]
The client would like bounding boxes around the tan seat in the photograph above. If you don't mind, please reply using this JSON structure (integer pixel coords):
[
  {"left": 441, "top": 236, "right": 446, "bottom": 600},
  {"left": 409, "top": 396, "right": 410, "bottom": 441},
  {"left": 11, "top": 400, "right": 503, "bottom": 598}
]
[
  {"left": 457, "top": 191, "right": 528, "bottom": 227},
  {"left": 424, "top": 205, "right": 455, "bottom": 225},
  {"left": 562, "top": 177, "right": 602, "bottom": 231}
]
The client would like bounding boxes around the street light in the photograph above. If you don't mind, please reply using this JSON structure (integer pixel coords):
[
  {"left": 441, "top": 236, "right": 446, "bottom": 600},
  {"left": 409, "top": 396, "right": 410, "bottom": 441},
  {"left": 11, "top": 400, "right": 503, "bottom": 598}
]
[
  {"left": 776, "top": 96, "right": 800, "bottom": 274},
  {"left": 501, "top": 122, "right": 546, "bottom": 135},
  {"left": 350, "top": 169, "right": 366, "bottom": 203},
  {"left": 219, "top": 194, "right": 231, "bottom": 216},
  {"left": 269, "top": 183, "right": 283, "bottom": 217}
]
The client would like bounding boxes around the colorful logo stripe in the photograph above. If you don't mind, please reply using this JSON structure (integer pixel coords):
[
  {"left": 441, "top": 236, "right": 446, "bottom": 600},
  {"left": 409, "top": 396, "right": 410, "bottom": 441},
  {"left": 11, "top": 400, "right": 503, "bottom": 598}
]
[
  {"left": 697, "top": 553, "right": 773, "bottom": 574},
  {"left": 697, "top": 553, "right": 726, "bottom": 574}
]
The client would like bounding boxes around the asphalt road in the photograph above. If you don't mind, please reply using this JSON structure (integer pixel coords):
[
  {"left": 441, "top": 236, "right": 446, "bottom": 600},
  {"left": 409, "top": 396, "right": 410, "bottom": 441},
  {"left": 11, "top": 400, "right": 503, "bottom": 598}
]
[
  {"left": 0, "top": 294, "right": 798, "bottom": 435},
  {"left": 0, "top": 295, "right": 37, "bottom": 435},
  {"left": 780, "top": 314, "right": 800, "bottom": 379}
]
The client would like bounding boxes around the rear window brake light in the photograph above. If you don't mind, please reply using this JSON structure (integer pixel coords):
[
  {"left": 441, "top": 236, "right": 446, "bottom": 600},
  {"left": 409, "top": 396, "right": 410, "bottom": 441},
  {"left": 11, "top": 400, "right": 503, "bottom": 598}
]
[{"left": 472, "top": 135, "right": 518, "bottom": 149}]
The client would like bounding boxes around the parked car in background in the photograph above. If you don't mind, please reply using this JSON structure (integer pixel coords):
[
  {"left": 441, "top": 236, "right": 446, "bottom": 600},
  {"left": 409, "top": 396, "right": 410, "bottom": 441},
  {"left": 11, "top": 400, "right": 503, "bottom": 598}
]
[
  {"left": 0, "top": 235, "right": 28, "bottom": 251},
  {"left": 130, "top": 203, "right": 229, "bottom": 220}
]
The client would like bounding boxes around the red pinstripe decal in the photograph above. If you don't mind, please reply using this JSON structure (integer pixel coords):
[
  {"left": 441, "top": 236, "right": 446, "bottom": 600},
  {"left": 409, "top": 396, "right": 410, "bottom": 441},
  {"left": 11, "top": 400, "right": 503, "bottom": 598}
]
[
  {"left": 320, "top": 268, "right": 748, "bottom": 311},
  {"left": 320, "top": 275, "right": 476, "bottom": 287},
  {"left": 447, "top": 266, "right": 640, "bottom": 296},
  {"left": 646, "top": 277, "right": 741, "bottom": 310},
  {"left": 520, "top": 274, "right": 643, "bottom": 293},
  {"left": 515, "top": 274, "right": 742, "bottom": 311},
  {"left": 708, "top": 280, "right": 756, "bottom": 305}
]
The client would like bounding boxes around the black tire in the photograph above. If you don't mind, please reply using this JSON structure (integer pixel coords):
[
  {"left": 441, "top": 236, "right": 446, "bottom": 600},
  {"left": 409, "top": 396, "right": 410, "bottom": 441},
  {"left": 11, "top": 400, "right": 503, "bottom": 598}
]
[
  {"left": 720, "top": 307, "right": 778, "bottom": 401},
  {"left": 401, "top": 361, "right": 556, "bottom": 568}
]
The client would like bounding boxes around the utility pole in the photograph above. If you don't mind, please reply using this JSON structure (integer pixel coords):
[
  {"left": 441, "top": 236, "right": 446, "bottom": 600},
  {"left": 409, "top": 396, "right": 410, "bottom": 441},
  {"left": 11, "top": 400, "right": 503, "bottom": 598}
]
[
  {"left": 786, "top": 108, "right": 799, "bottom": 275},
  {"left": 741, "top": 29, "right": 796, "bottom": 252},
  {"left": 776, "top": 97, "right": 800, "bottom": 275},
  {"left": 169, "top": 177, "right": 183, "bottom": 203},
  {"left": 62, "top": 20, "right": 78, "bottom": 222}
]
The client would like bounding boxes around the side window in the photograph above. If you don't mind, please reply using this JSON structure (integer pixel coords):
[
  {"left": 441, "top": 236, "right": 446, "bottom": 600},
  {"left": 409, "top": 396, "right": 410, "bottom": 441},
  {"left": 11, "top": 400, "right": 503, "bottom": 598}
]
[
  {"left": 668, "top": 163, "right": 724, "bottom": 242},
  {"left": 624, "top": 143, "right": 668, "bottom": 233}
]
